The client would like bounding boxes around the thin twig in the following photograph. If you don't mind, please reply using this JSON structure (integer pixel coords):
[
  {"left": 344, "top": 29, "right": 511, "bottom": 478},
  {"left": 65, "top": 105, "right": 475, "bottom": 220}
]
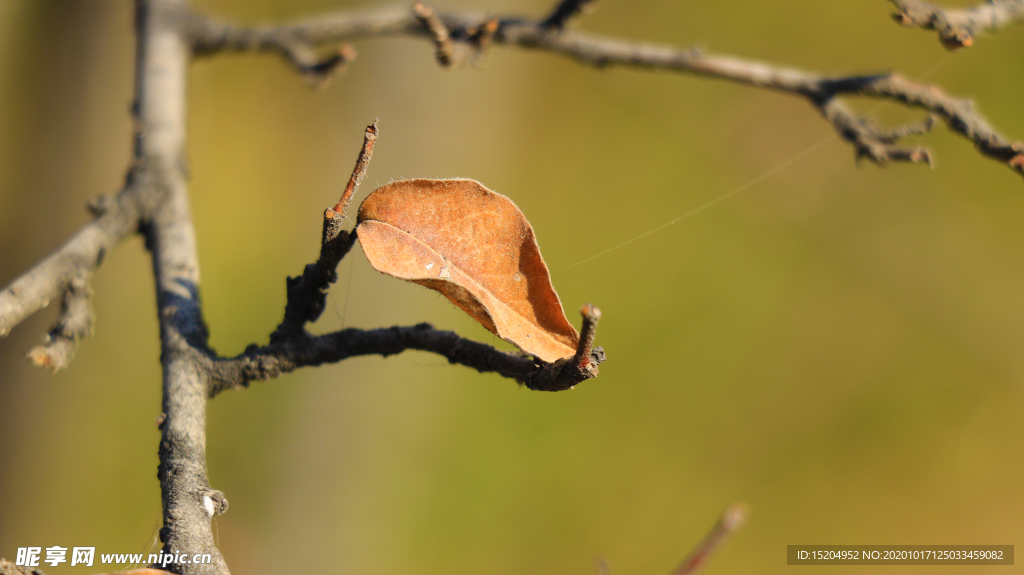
[
  {"left": 185, "top": 7, "right": 354, "bottom": 86},
  {"left": 470, "top": 17, "right": 499, "bottom": 65},
  {"left": 332, "top": 121, "right": 378, "bottom": 217},
  {"left": 412, "top": 2, "right": 456, "bottom": 68},
  {"left": 670, "top": 503, "right": 749, "bottom": 575},
  {"left": 26, "top": 269, "right": 93, "bottom": 371},
  {"left": 890, "top": 0, "right": 1024, "bottom": 49},
  {"left": 270, "top": 121, "right": 376, "bottom": 343}
]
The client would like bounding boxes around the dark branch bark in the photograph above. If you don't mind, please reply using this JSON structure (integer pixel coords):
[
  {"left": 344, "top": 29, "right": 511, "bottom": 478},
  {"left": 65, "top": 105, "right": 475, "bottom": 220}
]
[
  {"left": 540, "top": 0, "right": 597, "bottom": 32},
  {"left": 209, "top": 318, "right": 605, "bottom": 397},
  {"left": 890, "top": 0, "right": 1024, "bottom": 48},
  {"left": 182, "top": 4, "right": 1024, "bottom": 181},
  {"left": 269, "top": 123, "right": 375, "bottom": 343},
  {"left": 268, "top": 222, "right": 357, "bottom": 344}
]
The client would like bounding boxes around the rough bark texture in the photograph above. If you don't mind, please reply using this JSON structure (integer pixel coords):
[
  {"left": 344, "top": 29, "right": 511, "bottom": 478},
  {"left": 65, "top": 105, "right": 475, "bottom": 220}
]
[
  {"left": 890, "top": 0, "right": 1024, "bottom": 48},
  {"left": 133, "top": 0, "right": 229, "bottom": 572}
]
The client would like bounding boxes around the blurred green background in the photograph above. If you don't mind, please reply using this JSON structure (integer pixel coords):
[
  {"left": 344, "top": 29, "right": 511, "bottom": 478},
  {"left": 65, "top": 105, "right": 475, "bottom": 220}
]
[{"left": 2, "top": 1, "right": 1023, "bottom": 574}]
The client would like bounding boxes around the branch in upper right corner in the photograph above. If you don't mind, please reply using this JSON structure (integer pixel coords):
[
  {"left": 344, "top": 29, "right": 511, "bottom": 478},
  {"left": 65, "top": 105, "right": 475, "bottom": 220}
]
[{"left": 890, "top": 0, "right": 1024, "bottom": 49}]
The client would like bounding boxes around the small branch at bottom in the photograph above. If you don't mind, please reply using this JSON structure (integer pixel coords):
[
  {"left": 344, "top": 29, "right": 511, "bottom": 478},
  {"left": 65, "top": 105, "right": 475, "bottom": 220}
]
[{"left": 670, "top": 503, "right": 749, "bottom": 575}]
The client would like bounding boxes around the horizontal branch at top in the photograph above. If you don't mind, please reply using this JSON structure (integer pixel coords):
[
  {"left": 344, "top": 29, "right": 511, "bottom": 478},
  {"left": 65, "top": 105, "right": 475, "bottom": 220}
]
[{"left": 185, "top": 3, "right": 1024, "bottom": 180}]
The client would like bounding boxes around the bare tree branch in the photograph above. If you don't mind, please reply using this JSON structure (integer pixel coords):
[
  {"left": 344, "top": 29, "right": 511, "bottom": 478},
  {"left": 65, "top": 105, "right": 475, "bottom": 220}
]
[
  {"left": 182, "top": 4, "right": 1024, "bottom": 180},
  {"left": 412, "top": 2, "right": 455, "bottom": 68},
  {"left": 209, "top": 313, "right": 605, "bottom": 397},
  {"left": 134, "top": 0, "right": 228, "bottom": 573},
  {"left": 0, "top": 206, "right": 114, "bottom": 340},
  {"left": 184, "top": 6, "right": 354, "bottom": 85},
  {"left": 0, "top": 166, "right": 163, "bottom": 369},
  {"left": 890, "top": 0, "right": 1024, "bottom": 49},
  {"left": 269, "top": 123, "right": 376, "bottom": 344}
]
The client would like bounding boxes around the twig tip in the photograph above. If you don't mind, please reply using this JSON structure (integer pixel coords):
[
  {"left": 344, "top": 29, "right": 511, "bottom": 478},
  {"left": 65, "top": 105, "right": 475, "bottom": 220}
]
[
  {"left": 574, "top": 303, "right": 602, "bottom": 370},
  {"left": 1009, "top": 153, "right": 1024, "bottom": 173},
  {"left": 720, "top": 502, "right": 750, "bottom": 532},
  {"left": 339, "top": 43, "right": 357, "bottom": 62},
  {"left": 332, "top": 122, "right": 380, "bottom": 216},
  {"left": 27, "top": 346, "right": 57, "bottom": 371}
]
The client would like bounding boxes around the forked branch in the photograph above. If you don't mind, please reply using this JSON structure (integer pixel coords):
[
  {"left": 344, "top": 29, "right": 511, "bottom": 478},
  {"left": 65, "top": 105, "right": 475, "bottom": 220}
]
[
  {"left": 208, "top": 124, "right": 605, "bottom": 397},
  {"left": 0, "top": 163, "right": 162, "bottom": 371}
]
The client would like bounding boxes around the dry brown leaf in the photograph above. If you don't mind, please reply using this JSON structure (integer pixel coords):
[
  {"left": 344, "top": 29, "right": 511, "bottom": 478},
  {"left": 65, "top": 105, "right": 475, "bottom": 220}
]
[{"left": 356, "top": 178, "right": 579, "bottom": 362}]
